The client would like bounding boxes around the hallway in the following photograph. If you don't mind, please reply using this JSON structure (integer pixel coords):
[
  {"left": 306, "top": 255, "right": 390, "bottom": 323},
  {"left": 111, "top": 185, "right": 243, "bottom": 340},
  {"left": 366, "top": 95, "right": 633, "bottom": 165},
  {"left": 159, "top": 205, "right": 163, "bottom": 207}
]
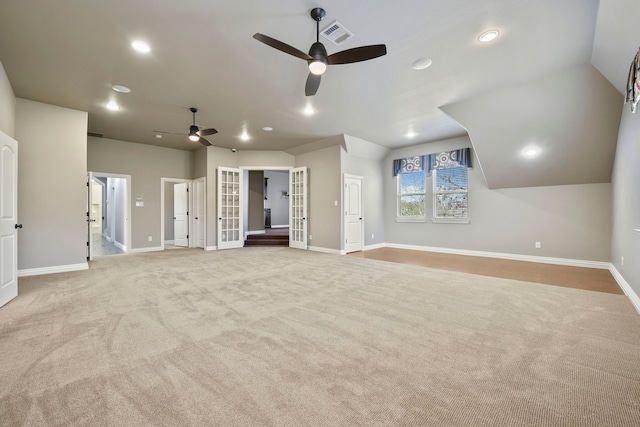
[{"left": 91, "top": 233, "right": 124, "bottom": 257}]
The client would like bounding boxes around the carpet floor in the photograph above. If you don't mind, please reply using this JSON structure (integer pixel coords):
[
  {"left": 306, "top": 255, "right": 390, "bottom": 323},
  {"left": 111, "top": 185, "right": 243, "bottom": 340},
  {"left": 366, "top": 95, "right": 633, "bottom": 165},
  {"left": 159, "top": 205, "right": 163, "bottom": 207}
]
[{"left": 1, "top": 248, "right": 639, "bottom": 426}]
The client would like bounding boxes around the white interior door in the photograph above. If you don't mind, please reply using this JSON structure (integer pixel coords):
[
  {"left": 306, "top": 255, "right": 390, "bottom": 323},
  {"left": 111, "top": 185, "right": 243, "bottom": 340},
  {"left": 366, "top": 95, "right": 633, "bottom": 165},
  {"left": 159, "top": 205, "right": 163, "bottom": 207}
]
[
  {"left": 344, "top": 174, "right": 363, "bottom": 253},
  {"left": 289, "top": 167, "right": 307, "bottom": 250},
  {"left": 0, "top": 132, "right": 18, "bottom": 308},
  {"left": 174, "top": 183, "right": 189, "bottom": 247},
  {"left": 217, "top": 167, "right": 243, "bottom": 250},
  {"left": 194, "top": 177, "right": 206, "bottom": 248},
  {"left": 87, "top": 172, "right": 94, "bottom": 261}
]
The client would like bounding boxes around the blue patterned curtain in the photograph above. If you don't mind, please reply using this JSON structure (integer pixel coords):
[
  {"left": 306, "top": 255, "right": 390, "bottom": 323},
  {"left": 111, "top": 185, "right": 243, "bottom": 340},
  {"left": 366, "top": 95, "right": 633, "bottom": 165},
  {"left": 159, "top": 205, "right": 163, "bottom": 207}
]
[
  {"left": 426, "top": 148, "right": 472, "bottom": 172},
  {"left": 392, "top": 156, "right": 426, "bottom": 176}
]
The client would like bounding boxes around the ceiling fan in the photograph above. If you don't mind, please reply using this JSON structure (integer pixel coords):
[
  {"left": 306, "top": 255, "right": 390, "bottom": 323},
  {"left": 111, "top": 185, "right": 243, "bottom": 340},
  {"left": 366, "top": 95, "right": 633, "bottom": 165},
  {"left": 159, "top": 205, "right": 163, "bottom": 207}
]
[
  {"left": 153, "top": 107, "right": 218, "bottom": 146},
  {"left": 253, "top": 7, "right": 387, "bottom": 96}
]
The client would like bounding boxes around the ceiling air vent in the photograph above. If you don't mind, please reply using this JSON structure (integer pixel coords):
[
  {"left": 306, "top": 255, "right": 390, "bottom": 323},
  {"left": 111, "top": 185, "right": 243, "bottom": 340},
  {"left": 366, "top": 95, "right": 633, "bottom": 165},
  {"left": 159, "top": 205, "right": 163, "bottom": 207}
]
[
  {"left": 320, "top": 21, "right": 353, "bottom": 46},
  {"left": 87, "top": 131, "right": 103, "bottom": 138}
]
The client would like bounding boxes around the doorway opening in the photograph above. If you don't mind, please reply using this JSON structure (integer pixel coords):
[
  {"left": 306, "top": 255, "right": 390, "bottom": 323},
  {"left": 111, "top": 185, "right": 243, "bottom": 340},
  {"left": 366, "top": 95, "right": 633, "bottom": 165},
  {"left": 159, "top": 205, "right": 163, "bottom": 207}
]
[
  {"left": 87, "top": 172, "right": 131, "bottom": 259},
  {"left": 161, "top": 177, "right": 206, "bottom": 250},
  {"left": 243, "top": 168, "right": 290, "bottom": 247}
]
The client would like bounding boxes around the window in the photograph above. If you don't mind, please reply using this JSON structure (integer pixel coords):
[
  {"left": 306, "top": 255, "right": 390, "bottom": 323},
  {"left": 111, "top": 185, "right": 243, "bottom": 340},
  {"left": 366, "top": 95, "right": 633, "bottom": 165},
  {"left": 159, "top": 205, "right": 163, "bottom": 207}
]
[
  {"left": 398, "top": 170, "right": 426, "bottom": 219},
  {"left": 433, "top": 166, "right": 468, "bottom": 222}
]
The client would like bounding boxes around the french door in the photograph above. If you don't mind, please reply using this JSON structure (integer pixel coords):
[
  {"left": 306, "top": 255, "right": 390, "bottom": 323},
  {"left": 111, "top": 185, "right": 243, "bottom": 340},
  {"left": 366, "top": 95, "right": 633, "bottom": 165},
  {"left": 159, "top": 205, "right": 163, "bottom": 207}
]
[
  {"left": 217, "top": 167, "right": 243, "bottom": 249},
  {"left": 289, "top": 167, "right": 307, "bottom": 249}
]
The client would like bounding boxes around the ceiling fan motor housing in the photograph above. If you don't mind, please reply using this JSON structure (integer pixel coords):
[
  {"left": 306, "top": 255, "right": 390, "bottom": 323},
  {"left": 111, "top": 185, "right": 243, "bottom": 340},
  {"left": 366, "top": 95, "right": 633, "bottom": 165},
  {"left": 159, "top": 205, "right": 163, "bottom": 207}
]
[{"left": 309, "top": 42, "right": 328, "bottom": 68}]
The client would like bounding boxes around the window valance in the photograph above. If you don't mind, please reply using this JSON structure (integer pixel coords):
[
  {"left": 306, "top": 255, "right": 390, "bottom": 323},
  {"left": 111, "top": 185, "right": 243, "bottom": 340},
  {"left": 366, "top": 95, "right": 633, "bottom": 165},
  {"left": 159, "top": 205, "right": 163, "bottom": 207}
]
[
  {"left": 392, "top": 156, "right": 426, "bottom": 176},
  {"left": 426, "top": 148, "right": 472, "bottom": 172},
  {"left": 392, "top": 148, "right": 472, "bottom": 176}
]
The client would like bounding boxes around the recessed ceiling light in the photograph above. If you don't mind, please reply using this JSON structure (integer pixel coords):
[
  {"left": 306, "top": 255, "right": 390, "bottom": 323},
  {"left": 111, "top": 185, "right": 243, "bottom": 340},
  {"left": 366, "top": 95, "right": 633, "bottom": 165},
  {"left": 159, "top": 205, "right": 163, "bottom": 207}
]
[
  {"left": 478, "top": 30, "right": 500, "bottom": 43},
  {"left": 412, "top": 57, "right": 433, "bottom": 70},
  {"left": 303, "top": 105, "right": 315, "bottom": 116},
  {"left": 262, "top": 126, "right": 273, "bottom": 132},
  {"left": 240, "top": 131, "right": 250, "bottom": 141},
  {"left": 105, "top": 101, "right": 120, "bottom": 111},
  {"left": 522, "top": 146, "right": 540, "bottom": 158},
  {"left": 406, "top": 130, "right": 417, "bottom": 139},
  {"left": 131, "top": 40, "right": 151, "bottom": 53},
  {"left": 155, "top": 134, "right": 163, "bottom": 139},
  {"left": 112, "top": 84, "right": 131, "bottom": 93}
]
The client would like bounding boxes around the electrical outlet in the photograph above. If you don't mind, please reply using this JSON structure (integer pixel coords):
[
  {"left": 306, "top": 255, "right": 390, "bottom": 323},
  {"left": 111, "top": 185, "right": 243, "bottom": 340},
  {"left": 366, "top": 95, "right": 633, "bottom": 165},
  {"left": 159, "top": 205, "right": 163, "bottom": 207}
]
[
  {"left": 535, "top": 242, "right": 541, "bottom": 249},
  {"left": 309, "top": 235, "right": 312, "bottom": 240},
  {"left": 148, "top": 236, "right": 153, "bottom": 242},
  {"left": 621, "top": 256, "right": 624, "bottom": 266},
  {"left": 371, "top": 234, "right": 375, "bottom": 239}
]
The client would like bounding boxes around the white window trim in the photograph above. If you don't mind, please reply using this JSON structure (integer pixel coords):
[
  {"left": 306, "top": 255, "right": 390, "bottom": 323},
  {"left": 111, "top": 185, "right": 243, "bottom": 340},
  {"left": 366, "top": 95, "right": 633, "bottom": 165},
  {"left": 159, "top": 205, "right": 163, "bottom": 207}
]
[
  {"left": 396, "top": 171, "right": 427, "bottom": 221},
  {"left": 431, "top": 168, "right": 470, "bottom": 224}
]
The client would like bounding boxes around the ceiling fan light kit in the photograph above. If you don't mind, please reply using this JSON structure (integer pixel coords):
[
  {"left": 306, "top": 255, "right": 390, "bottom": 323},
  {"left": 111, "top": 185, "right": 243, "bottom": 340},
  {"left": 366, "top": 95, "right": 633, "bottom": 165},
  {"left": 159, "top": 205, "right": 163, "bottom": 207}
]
[{"left": 253, "top": 7, "right": 387, "bottom": 96}]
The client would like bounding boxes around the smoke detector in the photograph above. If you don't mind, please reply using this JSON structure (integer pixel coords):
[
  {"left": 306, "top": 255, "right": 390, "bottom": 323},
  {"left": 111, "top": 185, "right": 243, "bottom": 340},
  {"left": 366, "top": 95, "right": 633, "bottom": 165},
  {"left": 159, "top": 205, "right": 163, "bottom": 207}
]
[{"left": 320, "top": 21, "right": 354, "bottom": 45}]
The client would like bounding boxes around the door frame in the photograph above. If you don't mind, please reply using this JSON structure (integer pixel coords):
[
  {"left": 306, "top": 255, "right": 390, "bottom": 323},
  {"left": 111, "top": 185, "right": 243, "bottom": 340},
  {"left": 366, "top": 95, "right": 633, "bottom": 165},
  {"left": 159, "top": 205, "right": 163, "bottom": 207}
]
[
  {"left": 239, "top": 166, "right": 293, "bottom": 242},
  {"left": 193, "top": 177, "right": 207, "bottom": 248},
  {"left": 342, "top": 173, "right": 364, "bottom": 254},
  {"left": 89, "top": 172, "right": 131, "bottom": 255},
  {"left": 161, "top": 177, "right": 193, "bottom": 250}
]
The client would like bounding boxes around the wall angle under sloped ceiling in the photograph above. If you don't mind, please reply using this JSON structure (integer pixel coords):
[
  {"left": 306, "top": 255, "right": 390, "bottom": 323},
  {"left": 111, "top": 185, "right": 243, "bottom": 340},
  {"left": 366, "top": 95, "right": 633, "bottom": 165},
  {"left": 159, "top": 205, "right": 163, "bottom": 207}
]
[{"left": 440, "top": 64, "right": 622, "bottom": 190}]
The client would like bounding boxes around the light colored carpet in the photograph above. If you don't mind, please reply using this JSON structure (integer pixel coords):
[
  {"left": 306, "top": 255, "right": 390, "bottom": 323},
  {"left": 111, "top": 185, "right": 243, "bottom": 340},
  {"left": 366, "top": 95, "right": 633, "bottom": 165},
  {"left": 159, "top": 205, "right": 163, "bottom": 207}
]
[{"left": 1, "top": 247, "right": 639, "bottom": 426}]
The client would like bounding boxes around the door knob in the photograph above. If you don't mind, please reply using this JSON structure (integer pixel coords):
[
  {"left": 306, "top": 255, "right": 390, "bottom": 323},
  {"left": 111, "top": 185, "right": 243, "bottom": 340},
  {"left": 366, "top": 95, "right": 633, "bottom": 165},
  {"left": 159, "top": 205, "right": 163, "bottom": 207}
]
[{"left": 15, "top": 224, "right": 22, "bottom": 229}]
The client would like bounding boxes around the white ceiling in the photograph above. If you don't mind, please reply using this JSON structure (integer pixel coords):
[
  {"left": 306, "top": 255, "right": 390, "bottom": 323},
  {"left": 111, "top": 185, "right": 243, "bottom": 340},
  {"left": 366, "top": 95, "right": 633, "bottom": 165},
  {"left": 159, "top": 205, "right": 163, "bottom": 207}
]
[{"left": 0, "top": 0, "right": 606, "bottom": 153}]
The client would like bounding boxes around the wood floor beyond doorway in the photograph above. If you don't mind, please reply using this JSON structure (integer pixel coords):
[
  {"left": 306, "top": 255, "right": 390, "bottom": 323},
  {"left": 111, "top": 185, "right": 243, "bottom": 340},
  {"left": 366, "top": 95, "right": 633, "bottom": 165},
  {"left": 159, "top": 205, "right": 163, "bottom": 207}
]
[{"left": 350, "top": 247, "right": 622, "bottom": 295}]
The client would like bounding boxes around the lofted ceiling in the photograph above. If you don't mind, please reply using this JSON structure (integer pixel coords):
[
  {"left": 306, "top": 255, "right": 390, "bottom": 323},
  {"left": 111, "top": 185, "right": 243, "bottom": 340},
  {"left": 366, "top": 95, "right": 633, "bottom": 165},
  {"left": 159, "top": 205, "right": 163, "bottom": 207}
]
[{"left": 0, "top": 0, "right": 607, "bottom": 155}]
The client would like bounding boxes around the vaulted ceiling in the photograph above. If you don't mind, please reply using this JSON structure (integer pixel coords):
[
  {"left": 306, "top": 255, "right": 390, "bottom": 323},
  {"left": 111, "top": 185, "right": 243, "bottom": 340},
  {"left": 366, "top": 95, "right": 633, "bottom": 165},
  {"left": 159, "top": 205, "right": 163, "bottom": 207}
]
[{"left": 0, "top": 0, "right": 636, "bottom": 188}]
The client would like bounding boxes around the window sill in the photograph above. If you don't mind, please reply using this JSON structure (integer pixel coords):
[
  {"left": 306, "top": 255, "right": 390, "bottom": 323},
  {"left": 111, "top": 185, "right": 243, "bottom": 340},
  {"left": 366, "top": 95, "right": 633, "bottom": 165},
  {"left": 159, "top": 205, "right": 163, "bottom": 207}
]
[
  {"left": 396, "top": 217, "right": 427, "bottom": 223},
  {"left": 431, "top": 217, "right": 470, "bottom": 224}
]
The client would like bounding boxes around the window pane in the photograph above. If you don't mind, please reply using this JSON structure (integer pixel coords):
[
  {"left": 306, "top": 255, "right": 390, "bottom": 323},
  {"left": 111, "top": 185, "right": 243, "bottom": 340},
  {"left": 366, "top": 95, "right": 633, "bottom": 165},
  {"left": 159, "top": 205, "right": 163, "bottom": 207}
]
[
  {"left": 400, "top": 195, "right": 425, "bottom": 217},
  {"left": 435, "top": 193, "right": 467, "bottom": 218},
  {"left": 435, "top": 166, "right": 467, "bottom": 192},
  {"left": 400, "top": 171, "right": 426, "bottom": 194}
]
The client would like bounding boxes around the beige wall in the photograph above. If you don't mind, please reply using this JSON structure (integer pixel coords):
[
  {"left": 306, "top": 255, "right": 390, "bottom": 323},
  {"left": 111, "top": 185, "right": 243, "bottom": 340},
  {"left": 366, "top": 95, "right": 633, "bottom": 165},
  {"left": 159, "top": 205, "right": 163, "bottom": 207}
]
[
  {"left": 15, "top": 99, "right": 88, "bottom": 270},
  {"left": 384, "top": 136, "right": 612, "bottom": 262},
  {"left": 0, "top": 60, "right": 15, "bottom": 138},
  {"left": 87, "top": 137, "right": 192, "bottom": 249},
  {"left": 611, "top": 107, "right": 640, "bottom": 294},
  {"left": 248, "top": 171, "right": 264, "bottom": 231},
  {"left": 296, "top": 145, "right": 342, "bottom": 251}
]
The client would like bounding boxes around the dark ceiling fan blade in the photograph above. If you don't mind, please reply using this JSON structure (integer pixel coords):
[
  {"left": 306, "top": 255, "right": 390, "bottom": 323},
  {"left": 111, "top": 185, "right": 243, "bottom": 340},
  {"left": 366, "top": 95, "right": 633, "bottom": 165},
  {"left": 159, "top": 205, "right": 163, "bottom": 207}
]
[
  {"left": 253, "top": 33, "right": 312, "bottom": 61},
  {"left": 327, "top": 44, "right": 387, "bottom": 65},
  {"left": 198, "top": 128, "right": 218, "bottom": 136},
  {"left": 305, "top": 73, "right": 321, "bottom": 96},
  {"left": 153, "top": 130, "right": 185, "bottom": 136},
  {"left": 198, "top": 137, "right": 213, "bottom": 146}
]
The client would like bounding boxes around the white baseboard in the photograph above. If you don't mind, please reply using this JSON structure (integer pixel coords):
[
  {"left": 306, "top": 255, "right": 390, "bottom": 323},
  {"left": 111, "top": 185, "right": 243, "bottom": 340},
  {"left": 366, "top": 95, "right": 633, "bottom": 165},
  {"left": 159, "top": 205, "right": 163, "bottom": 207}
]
[
  {"left": 18, "top": 262, "right": 89, "bottom": 277},
  {"left": 128, "top": 246, "right": 163, "bottom": 254},
  {"left": 609, "top": 265, "right": 640, "bottom": 315},
  {"left": 308, "top": 246, "right": 345, "bottom": 255},
  {"left": 271, "top": 224, "right": 289, "bottom": 229},
  {"left": 114, "top": 241, "right": 127, "bottom": 252},
  {"left": 205, "top": 246, "right": 217, "bottom": 251},
  {"left": 164, "top": 240, "right": 175, "bottom": 245},
  {"left": 364, "top": 243, "right": 385, "bottom": 251},
  {"left": 384, "top": 243, "right": 610, "bottom": 269}
]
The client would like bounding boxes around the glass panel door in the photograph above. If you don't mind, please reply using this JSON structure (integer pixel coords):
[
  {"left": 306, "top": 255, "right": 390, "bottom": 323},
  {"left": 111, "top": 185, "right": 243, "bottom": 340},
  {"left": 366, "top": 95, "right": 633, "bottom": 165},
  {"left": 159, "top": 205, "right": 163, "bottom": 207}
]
[
  {"left": 289, "top": 167, "right": 307, "bottom": 250},
  {"left": 217, "top": 167, "right": 243, "bottom": 249}
]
